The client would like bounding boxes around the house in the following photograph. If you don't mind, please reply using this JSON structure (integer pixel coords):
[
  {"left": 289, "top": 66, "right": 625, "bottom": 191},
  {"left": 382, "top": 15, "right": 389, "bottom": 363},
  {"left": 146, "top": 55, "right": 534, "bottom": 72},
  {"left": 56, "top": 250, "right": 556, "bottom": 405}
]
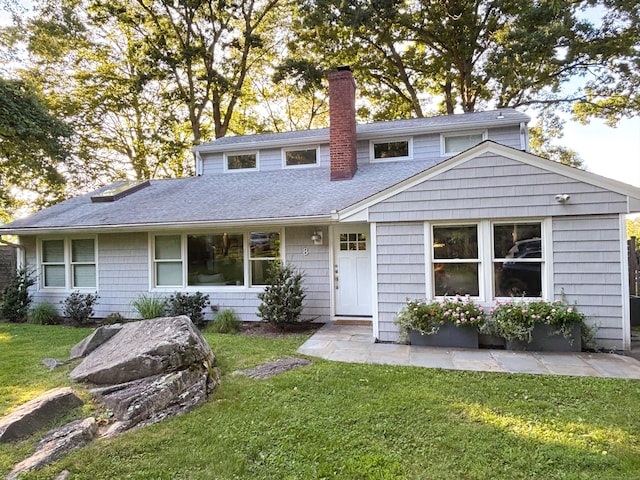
[{"left": 2, "top": 67, "right": 639, "bottom": 351}]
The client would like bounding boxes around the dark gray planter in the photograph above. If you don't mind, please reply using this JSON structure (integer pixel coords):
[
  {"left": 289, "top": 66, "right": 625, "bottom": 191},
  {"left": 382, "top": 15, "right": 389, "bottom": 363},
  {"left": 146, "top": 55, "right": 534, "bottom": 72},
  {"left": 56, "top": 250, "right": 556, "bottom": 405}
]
[
  {"left": 409, "top": 323, "right": 479, "bottom": 349},
  {"left": 631, "top": 296, "right": 640, "bottom": 327},
  {"left": 505, "top": 323, "right": 581, "bottom": 352}
]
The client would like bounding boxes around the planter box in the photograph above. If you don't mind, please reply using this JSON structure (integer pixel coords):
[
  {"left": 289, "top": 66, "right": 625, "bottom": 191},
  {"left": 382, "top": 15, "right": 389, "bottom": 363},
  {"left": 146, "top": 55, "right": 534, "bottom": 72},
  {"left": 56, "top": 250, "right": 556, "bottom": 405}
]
[
  {"left": 409, "top": 323, "right": 479, "bottom": 349},
  {"left": 505, "top": 323, "right": 582, "bottom": 352}
]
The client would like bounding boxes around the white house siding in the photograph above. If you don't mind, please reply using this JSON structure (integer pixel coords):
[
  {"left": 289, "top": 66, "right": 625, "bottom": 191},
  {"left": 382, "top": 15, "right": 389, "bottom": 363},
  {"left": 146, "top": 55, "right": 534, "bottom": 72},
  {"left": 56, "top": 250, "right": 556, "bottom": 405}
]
[
  {"left": 201, "top": 145, "right": 331, "bottom": 174},
  {"left": 285, "top": 226, "right": 331, "bottom": 323},
  {"left": 375, "top": 222, "right": 426, "bottom": 342},
  {"left": 369, "top": 153, "right": 629, "bottom": 348},
  {"left": 552, "top": 215, "right": 625, "bottom": 350}
]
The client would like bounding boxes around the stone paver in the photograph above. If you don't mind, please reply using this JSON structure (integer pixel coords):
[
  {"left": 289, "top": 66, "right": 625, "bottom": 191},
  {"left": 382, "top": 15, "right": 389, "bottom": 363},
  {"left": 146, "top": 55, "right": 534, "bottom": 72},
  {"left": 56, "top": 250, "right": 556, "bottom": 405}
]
[{"left": 297, "top": 323, "right": 640, "bottom": 379}]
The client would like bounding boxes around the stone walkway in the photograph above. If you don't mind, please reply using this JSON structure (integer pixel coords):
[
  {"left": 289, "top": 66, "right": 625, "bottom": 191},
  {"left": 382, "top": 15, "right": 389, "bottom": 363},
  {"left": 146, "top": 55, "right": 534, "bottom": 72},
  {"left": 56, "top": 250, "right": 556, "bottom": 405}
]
[{"left": 297, "top": 323, "right": 640, "bottom": 380}]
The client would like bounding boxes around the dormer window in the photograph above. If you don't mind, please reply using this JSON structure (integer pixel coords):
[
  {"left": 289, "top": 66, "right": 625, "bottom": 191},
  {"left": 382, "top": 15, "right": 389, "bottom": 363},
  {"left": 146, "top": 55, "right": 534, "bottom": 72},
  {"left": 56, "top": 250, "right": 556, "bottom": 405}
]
[
  {"left": 371, "top": 139, "right": 411, "bottom": 161},
  {"left": 283, "top": 147, "right": 318, "bottom": 167},
  {"left": 442, "top": 131, "right": 486, "bottom": 155},
  {"left": 225, "top": 152, "right": 258, "bottom": 171}
]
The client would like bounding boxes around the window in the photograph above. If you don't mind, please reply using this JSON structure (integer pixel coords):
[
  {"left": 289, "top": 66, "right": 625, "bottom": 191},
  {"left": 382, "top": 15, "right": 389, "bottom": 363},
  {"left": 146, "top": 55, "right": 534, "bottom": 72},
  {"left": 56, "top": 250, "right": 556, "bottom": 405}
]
[
  {"left": 442, "top": 132, "right": 485, "bottom": 155},
  {"left": 284, "top": 148, "right": 317, "bottom": 167},
  {"left": 371, "top": 139, "right": 411, "bottom": 161},
  {"left": 249, "top": 232, "right": 280, "bottom": 285},
  {"left": 154, "top": 235, "right": 183, "bottom": 286},
  {"left": 152, "top": 230, "right": 281, "bottom": 288},
  {"left": 432, "top": 225, "right": 479, "bottom": 296},
  {"left": 40, "top": 238, "right": 97, "bottom": 289},
  {"left": 339, "top": 233, "right": 366, "bottom": 251},
  {"left": 493, "top": 223, "right": 542, "bottom": 297},
  {"left": 428, "top": 221, "right": 545, "bottom": 299},
  {"left": 226, "top": 153, "right": 257, "bottom": 171}
]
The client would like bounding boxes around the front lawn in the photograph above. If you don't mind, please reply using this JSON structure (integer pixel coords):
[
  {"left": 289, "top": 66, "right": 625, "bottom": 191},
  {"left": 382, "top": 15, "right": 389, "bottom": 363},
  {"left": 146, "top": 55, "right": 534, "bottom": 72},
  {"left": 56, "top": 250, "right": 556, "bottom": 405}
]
[{"left": 1, "top": 323, "right": 639, "bottom": 479}]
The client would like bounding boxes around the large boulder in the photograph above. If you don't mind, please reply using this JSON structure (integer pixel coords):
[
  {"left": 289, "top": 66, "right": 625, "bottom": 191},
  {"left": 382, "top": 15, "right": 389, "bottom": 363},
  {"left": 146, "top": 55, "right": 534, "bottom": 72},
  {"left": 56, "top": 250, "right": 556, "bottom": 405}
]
[
  {"left": 0, "top": 388, "right": 83, "bottom": 443},
  {"left": 69, "top": 324, "right": 123, "bottom": 360},
  {"left": 69, "top": 316, "right": 215, "bottom": 385}
]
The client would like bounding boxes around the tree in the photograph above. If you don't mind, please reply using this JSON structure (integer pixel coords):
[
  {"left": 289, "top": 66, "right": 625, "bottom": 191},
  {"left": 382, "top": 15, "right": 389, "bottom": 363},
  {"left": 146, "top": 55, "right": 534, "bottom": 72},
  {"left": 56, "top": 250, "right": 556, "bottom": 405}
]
[
  {"left": 0, "top": 77, "right": 70, "bottom": 221},
  {"left": 295, "top": 0, "right": 639, "bottom": 134}
]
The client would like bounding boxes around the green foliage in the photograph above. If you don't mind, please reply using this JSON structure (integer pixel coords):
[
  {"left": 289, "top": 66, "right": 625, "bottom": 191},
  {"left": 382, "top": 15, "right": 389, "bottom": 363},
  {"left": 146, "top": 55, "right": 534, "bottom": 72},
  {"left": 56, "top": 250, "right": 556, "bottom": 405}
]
[
  {"left": 628, "top": 218, "right": 640, "bottom": 243},
  {"left": 209, "top": 308, "right": 240, "bottom": 334},
  {"left": 27, "top": 302, "right": 59, "bottom": 325},
  {"left": 257, "top": 262, "right": 306, "bottom": 328},
  {"left": 0, "top": 267, "right": 35, "bottom": 323},
  {"left": 395, "top": 296, "right": 486, "bottom": 338},
  {"left": 490, "top": 299, "right": 586, "bottom": 343},
  {"left": 61, "top": 291, "right": 99, "bottom": 326},
  {"left": 103, "top": 312, "right": 127, "bottom": 324},
  {"left": 132, "top": 294, "right": 167, "bottom": 320},
  {"left": 0, "top": 77, "right": 70, "bottom": 221},
  {"left": 166, "top": 292, "right": 210, "bottom": 327}
]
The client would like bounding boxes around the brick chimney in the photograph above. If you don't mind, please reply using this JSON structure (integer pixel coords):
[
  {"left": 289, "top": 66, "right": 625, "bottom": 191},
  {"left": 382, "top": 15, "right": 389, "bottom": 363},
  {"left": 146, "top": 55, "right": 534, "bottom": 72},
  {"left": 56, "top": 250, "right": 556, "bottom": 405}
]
[{"left": 329, "top": 66, "right": 357, "bottom": 181}]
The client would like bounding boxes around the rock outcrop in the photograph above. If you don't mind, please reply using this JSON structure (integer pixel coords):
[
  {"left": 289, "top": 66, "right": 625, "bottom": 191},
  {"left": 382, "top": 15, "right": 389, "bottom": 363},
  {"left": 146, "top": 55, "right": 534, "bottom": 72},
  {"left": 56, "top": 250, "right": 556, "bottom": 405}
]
[
  {"left": 0, "top": 388, "right": 83, "bottom": 443},
  {"left": 234, "top": 357, "right": 312, "bottom": 379}
]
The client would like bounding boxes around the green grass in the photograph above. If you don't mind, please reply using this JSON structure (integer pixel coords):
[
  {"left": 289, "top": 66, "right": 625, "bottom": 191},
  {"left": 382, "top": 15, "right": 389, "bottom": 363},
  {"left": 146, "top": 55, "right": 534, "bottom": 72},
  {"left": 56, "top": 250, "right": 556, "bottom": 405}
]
[{"left": 1, "top": 323, "right": 639, "bottom": 479}]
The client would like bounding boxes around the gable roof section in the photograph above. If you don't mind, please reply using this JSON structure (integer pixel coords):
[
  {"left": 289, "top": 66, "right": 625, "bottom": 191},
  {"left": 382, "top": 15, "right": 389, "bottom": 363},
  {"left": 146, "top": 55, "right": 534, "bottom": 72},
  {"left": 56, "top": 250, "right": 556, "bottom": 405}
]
[
  {"left": 336, "top": 141, "right": 640, "bottom": 221},
  {"left": 194, "top": 109, "right": 529, "bottom": 154}
]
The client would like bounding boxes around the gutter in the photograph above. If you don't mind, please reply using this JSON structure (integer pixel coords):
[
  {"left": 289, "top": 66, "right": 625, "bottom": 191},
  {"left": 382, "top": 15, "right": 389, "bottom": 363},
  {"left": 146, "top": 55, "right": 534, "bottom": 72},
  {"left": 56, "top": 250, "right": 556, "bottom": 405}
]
[{"left": 0, "top": 214, "right": 335, "bottom": 236}]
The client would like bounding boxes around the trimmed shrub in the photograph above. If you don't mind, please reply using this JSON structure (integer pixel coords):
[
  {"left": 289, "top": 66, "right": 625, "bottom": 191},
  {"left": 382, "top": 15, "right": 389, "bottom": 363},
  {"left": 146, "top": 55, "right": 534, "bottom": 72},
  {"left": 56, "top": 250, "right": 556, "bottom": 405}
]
[
  {"left": 209, "top": 308, "right": 240, "bottom": 333},
  {"left": 103, "top": 312, "right": 127, "bottom": 324},
  {"left": 257, "top": 261, "right": 306, "bottom": 329},
  {"left": 166, "top": 292, "right": 210, "bottom": 327},
  {"left": 61, "top": 291, "right": 99, "bottom": 326},
  {"left": 132, "top": 294, "right": 167, "bottom": 319},
  {"left": 28, "top": 302, "right": 60, "bottom": 325},
  {"left": 0, "top": 267, "right": 35, "bottom": 323}
]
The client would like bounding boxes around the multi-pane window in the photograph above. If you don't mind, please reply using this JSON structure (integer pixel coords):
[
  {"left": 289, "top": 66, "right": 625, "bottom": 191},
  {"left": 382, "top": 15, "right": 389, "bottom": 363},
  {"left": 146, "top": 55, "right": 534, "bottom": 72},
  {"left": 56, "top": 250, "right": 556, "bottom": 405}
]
[
  {"left": 284, "top": 148, "right": 317, "bottom": 166},
  {"left": 40, "top": 238, "right": 96, "bottom": 289},
  {"left": 429, "top": 221, "right": 544, "bottom": 299},
  {"left": 442, "top": 132, "right": 484, "bottom": 154},
  {"left": 493, "top": 223, "right": 542, "bottom": 297},
  {"left": 432, "top": 225, "right": 479, "bottom": 296},
  {"left": 226, "top": 153, "right": 257, "bottom": 171},
  {"left": 153, "top": 230, "right": 281, "bottom": 288},
  {"left": 372, "top": 140, "right": 410, "bottom": 160},
  {"left": 339, "top": 233, "right": 367, "bottom": 251}
]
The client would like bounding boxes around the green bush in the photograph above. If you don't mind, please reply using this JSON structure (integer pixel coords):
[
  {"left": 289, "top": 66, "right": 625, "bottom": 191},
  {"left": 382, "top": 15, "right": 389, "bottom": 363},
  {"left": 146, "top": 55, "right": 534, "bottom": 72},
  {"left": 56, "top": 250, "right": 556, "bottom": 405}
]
[
  {"left": 166, "top": 292, "right": 210, "bottom": 327},
  {"left": 0, "top": 267, "right": 35, "bottom": 323},
  {"left": 28, "top": 302, "right": 60, "bottom": 325},
  {"left": 61, "top": 291, "right": 99, "bottom": 326},
  {"left": 257, "top": 261, "right": 306, "bottom": 329},
  {"left": 209, "top": 308, "right": 241, "bottom": 333},
  {"left": 103, "top": 312, "right": 127, "bottom": 324},
  {"left": 132, "top": 293, "right": 167, "bottom": 319}
]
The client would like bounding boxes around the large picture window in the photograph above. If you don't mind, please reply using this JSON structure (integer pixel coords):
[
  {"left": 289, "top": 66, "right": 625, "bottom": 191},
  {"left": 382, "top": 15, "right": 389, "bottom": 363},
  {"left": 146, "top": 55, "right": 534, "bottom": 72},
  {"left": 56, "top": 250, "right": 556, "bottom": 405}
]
[
  {"left": 428, "top": 221, "right": 545, "bottom": 299},
  {"left": 153, "top": 230, "right": 281, "bottom": 288},
  {"left": 40, "top": 238, "right": 97, "bottom": 289}
]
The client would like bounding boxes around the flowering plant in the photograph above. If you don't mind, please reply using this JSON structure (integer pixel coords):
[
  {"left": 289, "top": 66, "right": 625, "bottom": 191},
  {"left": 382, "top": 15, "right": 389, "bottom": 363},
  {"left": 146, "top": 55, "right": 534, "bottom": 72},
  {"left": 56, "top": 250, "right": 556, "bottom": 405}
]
[
  {"left": 395, "top": 295, "right": 485, "bottom": 337},
  {"left": 489, "top": 299, "right": 585, "bottom": 343}
]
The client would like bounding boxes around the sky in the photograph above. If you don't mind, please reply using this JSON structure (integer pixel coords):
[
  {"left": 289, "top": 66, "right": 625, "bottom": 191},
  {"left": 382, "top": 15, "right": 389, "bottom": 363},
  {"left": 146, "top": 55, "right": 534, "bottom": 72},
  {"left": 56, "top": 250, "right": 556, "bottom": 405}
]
[{"left": 1, "top": 5, "right": 639, "bottom": 190}]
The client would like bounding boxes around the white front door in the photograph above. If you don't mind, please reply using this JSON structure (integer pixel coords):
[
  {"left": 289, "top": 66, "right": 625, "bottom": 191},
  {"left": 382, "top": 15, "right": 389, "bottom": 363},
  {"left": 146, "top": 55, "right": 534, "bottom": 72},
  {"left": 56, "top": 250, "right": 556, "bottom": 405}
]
[{"left": 334, "top": 225, "right": 372, "bottom": 316}]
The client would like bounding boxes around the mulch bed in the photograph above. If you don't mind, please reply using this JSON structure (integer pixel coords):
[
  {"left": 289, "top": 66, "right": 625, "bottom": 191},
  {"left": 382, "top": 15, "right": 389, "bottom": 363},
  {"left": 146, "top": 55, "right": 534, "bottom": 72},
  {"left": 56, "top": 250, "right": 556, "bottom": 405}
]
[{"left": 239, "top": 321, "right": 324, "bottom": 338}]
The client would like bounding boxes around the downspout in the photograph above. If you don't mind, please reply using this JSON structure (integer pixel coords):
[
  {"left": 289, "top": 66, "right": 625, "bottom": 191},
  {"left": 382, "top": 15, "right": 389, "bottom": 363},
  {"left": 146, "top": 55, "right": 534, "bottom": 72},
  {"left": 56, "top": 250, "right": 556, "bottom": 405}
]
[
  {"left": 195, "top": 151, "right": 204, "bottom": 176},
  {"left": 520, "top": 122, "right": 529, "bottom": 152}
]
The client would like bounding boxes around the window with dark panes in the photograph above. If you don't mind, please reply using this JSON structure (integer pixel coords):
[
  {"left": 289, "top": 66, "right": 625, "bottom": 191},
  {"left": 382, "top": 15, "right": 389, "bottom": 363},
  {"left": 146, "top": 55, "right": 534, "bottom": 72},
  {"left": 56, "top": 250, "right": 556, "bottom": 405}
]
[
  {"left": 373, "top": 140, "right": 409, "bottom": 159},
  {"left": 249, "top": 232, "right": 280, "bottom": 285},
  {"left": 432, "top": 225, "right": 479, "bottom": 296},
  {"left": 493, "top": 222, "right": 542, "bottom": 297},
  {"left": 227, "top": 153, "right": 256, "bottom": 170},
  {"left": 285, "top": 148, "right": 317, "bottom": 166},
  {"left": 187, "top": 233, "right": 244, "bottom": 286}
]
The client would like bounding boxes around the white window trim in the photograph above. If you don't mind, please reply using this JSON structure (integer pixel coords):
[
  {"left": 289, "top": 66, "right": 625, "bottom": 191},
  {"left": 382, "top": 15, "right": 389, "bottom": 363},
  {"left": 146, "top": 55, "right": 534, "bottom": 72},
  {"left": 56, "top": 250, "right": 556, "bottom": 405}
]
[
  {"left": 425, "top": 219, "right": 550, "bottom": 303},
  {"left": 369, "top": 137, "right": 413, "bottom": 162},
  {"left": 440, "top": 130, "right": 487, "bottom": 156},
  {"left": 149, "top": 228, "right": 284, "bottom": 292},
  {"left": 281, "top": 146, "right": 320, "bottom": 168},
  {"left": 223, "top": 151, "right": 259, "bottom": 173},
  {"left": 38, "top": 236, "right": 98, "bottom": 291}
]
